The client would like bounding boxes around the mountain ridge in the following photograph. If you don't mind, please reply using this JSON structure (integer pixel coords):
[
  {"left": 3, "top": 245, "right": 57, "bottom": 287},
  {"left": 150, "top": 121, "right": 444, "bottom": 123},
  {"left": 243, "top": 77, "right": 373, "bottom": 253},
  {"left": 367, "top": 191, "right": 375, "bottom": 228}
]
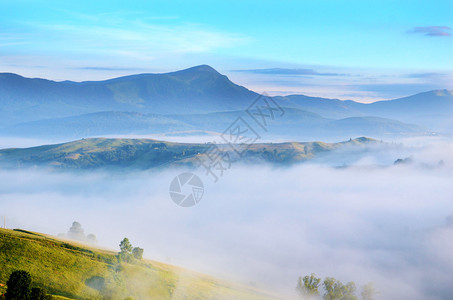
[
  {"left": 1, "top": 66, "right": 451, "bottom": 107},
  {"left": 1, "top": 108, "right": 424, "bottom": 141},
  {"left": 0, "top": 65, "right": 451, "bottom": 135},
  {"left": 0, "top": 65, "right": 259, "bottom": 126}
]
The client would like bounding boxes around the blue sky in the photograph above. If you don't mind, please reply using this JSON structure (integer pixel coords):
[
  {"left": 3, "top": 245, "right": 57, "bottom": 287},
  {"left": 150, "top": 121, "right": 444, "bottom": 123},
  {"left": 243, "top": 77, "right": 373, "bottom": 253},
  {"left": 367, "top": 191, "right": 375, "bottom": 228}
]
[{"left": 0, "top": 0, "right": 452, "bottom": 102}]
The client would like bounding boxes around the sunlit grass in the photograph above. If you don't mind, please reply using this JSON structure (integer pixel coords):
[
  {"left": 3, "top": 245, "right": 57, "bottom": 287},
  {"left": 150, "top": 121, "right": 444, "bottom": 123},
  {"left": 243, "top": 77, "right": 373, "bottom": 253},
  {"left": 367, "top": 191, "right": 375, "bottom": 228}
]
[{"left": 0, "top": 228, "right": 278, "bottom": 299}]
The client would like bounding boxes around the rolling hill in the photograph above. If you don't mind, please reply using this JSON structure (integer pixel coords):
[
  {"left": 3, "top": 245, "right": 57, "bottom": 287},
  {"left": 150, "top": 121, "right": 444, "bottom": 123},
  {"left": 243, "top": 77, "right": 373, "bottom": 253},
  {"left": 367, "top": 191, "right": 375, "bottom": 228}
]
[
  {"left": 0, "top": 137, "right": 379, "bottom": 170},
  {"left": 0, "top": 228, "right": 278, "bottom": 300}
]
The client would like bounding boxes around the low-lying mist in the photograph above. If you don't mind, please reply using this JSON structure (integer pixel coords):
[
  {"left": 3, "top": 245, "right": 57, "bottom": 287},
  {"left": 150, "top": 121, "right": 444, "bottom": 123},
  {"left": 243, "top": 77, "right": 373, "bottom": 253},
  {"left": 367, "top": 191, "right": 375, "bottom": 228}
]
[{"left": 1, "top": 137, "right": 453, "bottom": 299}]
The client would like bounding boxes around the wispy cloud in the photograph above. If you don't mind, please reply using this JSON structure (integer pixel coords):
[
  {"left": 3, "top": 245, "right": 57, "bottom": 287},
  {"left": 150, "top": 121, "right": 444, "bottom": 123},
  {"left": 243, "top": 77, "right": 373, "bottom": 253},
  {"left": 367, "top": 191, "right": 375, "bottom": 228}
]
[
  {"left": 1, "top": 9, "right": 250, "bottom": 66},
  {"left": 0, "top": 33, "right": 29, "bottom": 48},
  {"left": 30, "top": 22, "right": 248, "bottom": 56},
  {"left": 408, "top": 26, "right": 451, "bottom": 37},
  {"left": 407, "top": 72, "right": 445, "bottom": 78},
  {"left": 232, "top": 68, "right": 345, "bottom": 76}
]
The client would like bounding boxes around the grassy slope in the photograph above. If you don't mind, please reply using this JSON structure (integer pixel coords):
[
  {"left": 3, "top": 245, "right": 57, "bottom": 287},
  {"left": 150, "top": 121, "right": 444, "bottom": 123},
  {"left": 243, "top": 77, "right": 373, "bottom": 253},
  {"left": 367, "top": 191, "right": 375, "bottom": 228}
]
[
  {"left": 0, "top": 228, "right": 278, "bottom": 300},
  {"left": 0, "top": 137, "right": 378, "bottom": 170}
]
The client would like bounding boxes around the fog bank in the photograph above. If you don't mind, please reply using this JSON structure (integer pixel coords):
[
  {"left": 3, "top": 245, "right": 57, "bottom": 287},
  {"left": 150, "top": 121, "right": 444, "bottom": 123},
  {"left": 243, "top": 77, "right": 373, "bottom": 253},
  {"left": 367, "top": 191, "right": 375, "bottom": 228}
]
[{"left": 1, "top": 140, "right": 453, "bottom": 299}]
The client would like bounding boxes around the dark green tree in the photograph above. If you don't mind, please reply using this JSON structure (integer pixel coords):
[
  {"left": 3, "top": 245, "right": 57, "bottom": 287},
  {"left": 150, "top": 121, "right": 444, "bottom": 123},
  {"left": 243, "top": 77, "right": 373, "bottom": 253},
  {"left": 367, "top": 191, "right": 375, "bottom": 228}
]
[
  {"left": 119, "top": 238, "right": 132, "bottom": 253},
  {"left": 132, "top": 247, "right": 144, "bottom": 260},
  {"left": 296, "top": 273, "right": 321, "bottom": 297},
  {"left": 119, "top": 238, "right": 133, "bottom": 262},
  {"left": 30, "top": 287, "right": 47, "bottom": 300},
  {"left": 5, "top": 270, "right": 32, "bottom": 300}
]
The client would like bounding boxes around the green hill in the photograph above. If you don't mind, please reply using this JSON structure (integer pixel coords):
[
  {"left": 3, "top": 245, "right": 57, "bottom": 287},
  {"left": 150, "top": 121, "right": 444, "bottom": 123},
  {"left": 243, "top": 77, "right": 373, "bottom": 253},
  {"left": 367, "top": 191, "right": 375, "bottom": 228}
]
[
  {"left": 0, "top": 137, "right": 379, "bottom": 170},
  {"left": 0, "top": 228, "right": 278, "bottom": 300}
]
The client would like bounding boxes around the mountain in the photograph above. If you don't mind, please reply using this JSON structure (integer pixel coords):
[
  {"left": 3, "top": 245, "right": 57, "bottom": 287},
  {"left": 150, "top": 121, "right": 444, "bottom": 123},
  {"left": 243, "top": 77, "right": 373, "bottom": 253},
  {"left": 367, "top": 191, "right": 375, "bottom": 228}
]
[
  {"left": 0, "top": 65, "right": 450, "bottom": 138},
  {"left": 0, "top": 65, "right": 258, "bottom": 126},
  {"left": 0, "top": 137, "right": 379, "bottom": 170},
  {"left": 0, "top": 228, "right": 277, "bottom": 299},
  {"left": 1, "top": 108, "right": 423, "bottom": 141},
  {"left": 274, "top": 95, "right": 364, "bottom": 119},
  {"left": 321, "top": 116, "right": 422, "bottom": 137},
  {"left": 277, "top": 90, "right": 453, "bottom": 132},
  {"left": 350, "top": 90, "right": 453, "bottom": 131},
  {"left": 1, "top": 108, "right": 331, "bottom": 139},
  {"left": 2, "top": 111, "right": 195, "bottom": 138},
  {"left": 353, "top": 89, "right": 453, "bottom": 117}
]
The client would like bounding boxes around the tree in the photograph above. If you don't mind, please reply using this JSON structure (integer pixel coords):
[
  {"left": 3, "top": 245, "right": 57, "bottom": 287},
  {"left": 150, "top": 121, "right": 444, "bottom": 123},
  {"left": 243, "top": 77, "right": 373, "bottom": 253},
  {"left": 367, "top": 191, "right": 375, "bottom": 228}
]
[
  {"left": 132, "top": 247, "right": 144, "bottom": 260},
  {"left": 323, "top": 277, "right": 358, "bottom": 300},
  {"left": 296, "top": 273, "right": 321, "bottom": 297},
  {"left": 30, "top": 287, "right": 47, "bottom": 300},
  {"left": 323, "top": 277, "right": 343, "bottom": 300},
  {"left": 361, "top": 283, "right": 377, "bottom": 300},
  {"left": 67, "top": 221, "right": 85, "bottom": 241},
  {"left": 119, "top": 238, "right": 133, "bottom": 262},
  {"left": 86, "top": 234, "right": 97, "bottom": 244},
  {"left": 5, "top": 270, "right": 32, "bottom": 300},
  {"left": 342, "top": 282, "right": 358, "bottom": 300},
  {"left": 119, "top": 238, "right": 132, "bottom": 253}
]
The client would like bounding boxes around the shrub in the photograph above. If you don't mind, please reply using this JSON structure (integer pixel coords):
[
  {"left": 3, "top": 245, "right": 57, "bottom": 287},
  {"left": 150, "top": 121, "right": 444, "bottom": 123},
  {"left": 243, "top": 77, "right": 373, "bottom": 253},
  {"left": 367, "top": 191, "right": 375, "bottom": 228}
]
[
  {"left": 132, "top": 247, "right": 144, "bottom": 260},
  {"left": 30, "top": 287, "right": 47, "bottom": 300},
  {"left": 6, "top": 270, "right": 32, "bottom": 300}
]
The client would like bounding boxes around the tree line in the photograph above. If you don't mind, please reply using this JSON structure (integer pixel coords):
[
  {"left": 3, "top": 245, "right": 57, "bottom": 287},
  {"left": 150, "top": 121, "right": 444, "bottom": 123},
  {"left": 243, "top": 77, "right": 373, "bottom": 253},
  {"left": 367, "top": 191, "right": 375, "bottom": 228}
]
[{"left": 296, "top": 273, "right": 378, "bottom": 300}]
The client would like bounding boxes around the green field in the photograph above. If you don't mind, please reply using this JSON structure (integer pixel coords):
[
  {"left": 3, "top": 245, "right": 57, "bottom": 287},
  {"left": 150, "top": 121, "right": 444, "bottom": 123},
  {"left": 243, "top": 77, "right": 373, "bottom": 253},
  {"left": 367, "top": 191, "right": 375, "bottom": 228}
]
[{"left": 0, "top": 228, "right": 279, "bottom": 299}]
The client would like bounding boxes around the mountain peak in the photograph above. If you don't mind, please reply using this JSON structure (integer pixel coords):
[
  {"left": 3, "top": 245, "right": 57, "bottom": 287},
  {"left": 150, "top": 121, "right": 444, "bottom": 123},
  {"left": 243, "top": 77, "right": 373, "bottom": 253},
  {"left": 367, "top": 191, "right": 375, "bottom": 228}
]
[
  {"left": 0, "top": 72, "right": 26, "bottom": 80},
  {"left": 176, "top": 64, "right": 220, "bottom": 74}
]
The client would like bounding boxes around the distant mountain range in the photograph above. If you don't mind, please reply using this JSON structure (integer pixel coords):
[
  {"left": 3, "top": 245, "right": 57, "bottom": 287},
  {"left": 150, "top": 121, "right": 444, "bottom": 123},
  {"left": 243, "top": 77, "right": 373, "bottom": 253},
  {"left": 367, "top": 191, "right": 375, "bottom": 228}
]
[
  {"left": 276, "top": 90, "right": 453, "bottom": 130},
  {"left": 2, "top": 109, "right": 422, "bottom": 141},
  {"left": 0, "top": 65, "right": 257, "bottom": 126},
  {"left": 1, "top": 65, "right": 452, "bottom": 141}
]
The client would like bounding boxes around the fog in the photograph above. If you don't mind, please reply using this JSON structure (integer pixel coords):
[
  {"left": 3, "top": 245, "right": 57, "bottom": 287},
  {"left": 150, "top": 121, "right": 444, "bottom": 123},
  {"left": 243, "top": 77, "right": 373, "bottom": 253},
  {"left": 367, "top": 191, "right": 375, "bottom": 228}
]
[{"left": 1, "top": 139, "right": 453, "bottom": 299}]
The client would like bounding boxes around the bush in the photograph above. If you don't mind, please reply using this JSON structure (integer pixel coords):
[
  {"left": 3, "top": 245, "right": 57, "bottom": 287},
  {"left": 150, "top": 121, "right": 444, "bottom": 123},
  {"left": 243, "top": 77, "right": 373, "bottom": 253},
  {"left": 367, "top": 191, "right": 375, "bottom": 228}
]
[
  {"left": 85, "top": 276, "right": 105, "bottom": 291},
  {"left": 30, "top": 287, "right": 47, "bottom": 300},
  {"left": 132, "top": 247, "right": 144, "bottom": 260},
  {"left": 6, "top": 270, "right": 32, "bottom": 300}
]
